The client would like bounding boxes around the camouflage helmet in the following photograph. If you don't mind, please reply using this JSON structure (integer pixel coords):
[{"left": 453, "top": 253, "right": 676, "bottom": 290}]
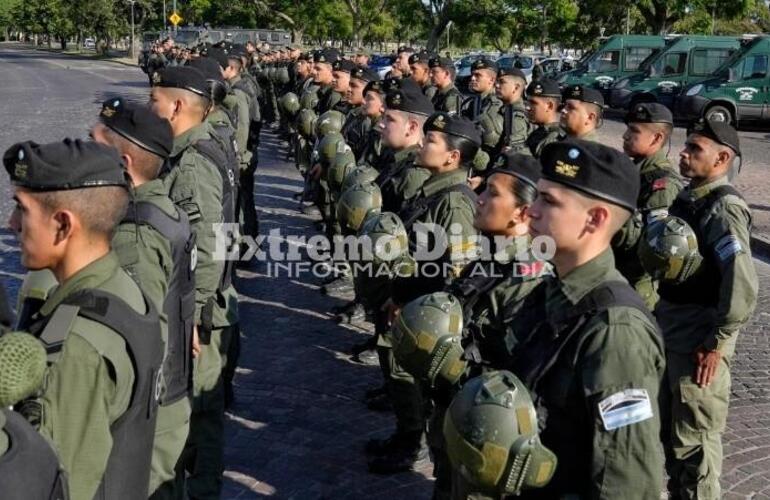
[
  {"left": 341, "top": 164, "right": 379, "bottom": 193},
  {"left": 299, "top": 89, "right": 319, "bottom": 110},
  {"left": 390, "top": 292, "right": 466, "bottom": 387},
  {"left": 638, "top": 215, "right": 703, "bottom": 284},
  {"left": 315, "top": 110, "right": 346, "bottom": 137},
  {"left": 316, "top": 131, "right": 346, "bottom": 168},
  {"left": 336, "top": 181, "right": 383, "bottom": 233},
  {"left": 358, "top": 211, "right": 409, "bottom": 267},
  {"left": 444, "top": 370, "right": 557, "bottom": 496},
  {"left": 279, "top": 92, "right": 301, "bottom": 116},
  {"left": 327, "top": 145, "right": 357, "bottom": 195},
  {"left": 297, "top": 109, "right": 318, "bottom": 138},
  {"left": 275, "top": 65, "right": 291, "bottom": 85}
]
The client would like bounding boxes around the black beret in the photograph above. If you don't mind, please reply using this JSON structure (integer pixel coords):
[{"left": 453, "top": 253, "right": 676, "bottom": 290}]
[
  {"left": 498, "top": 67, "right": 527, "bottom": 80},
  {"left": 385, "top": 84, "right": 434, "bottom": 116},
  {"left": 298, "top": 52, "right": 312, "bottom": 61},
  {"left": 540, "top": 140, "right": 638, "bottom": 211},
  {"left": 188, "top": 57, "right": 225, "bottom": 82},
  {"left": 313, "top": 48, "right": 340, "bottom": 64},
  {"left": 526, "top": 78, "right": 561, "bottom": 99},
  {"left": 332, "top": 59, "right": 356, "bottom": 73},
  {"left": 428, "top": 56, "right": 454, "bottom": 71},
  {"left": 152, "top": 66, "right": 210, "bottom": 98},
  {"left": 227, "top": 45, "right": 247, "bottom": 59},
  {"left": 625, "top": 102, "right": 673, "bottom": 125},
  {"left": 471, "top": 58, "right": 498, "bottom": 72},
  {"left": 424, "top": 112, "right": 482, "bottom": 146},
  {"left": 364, "top": 80, "right": 385, "bottom": 95},
  {"left": 351, "top": 65, "right": 380, "bottom": 82},
  {"left": 4, "top": 139, "right": 129, "bottom": 191},
  {"left": 687, "top": 118, "right": 740, "bottom": 155},
  {"left": 562, "top": 84, "right": 605, "bottom": 108},
  {"left": 99, "top": 98, "right": 173, "bottom": 158},
  {"left": 490, "top": 151, "right": 542, "bottom": 188},
  {"left": 408, "top": 51, "right": 431, "bottom": 65},
  {"left": 397, "top": 46, "right": 415, "bottom": 54}
]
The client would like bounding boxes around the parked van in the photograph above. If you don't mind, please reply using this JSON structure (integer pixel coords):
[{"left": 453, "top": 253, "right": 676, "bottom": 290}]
[
  {"left": 556, "top": 35, "right": 667, "bottom": 96},
  {"left": 609, "top": 36, "right": 741, "bottom": 109},
  {"left": 678, "top": 36, "right": 769, "bottom": 125}
]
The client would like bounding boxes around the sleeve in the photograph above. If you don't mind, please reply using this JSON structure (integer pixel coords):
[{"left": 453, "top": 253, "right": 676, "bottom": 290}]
[
  {"left": 579, "top": 316, "right": 665, "bottom": 499},
  {"left": 234, "top": 91, "right": 252, "bottom": 165},
  {"left": 111, "top": 226, "right": 171, "bottom": 314},
  {"left": 507, "top": 112, "right": 531, "bottom": 153},
  {"left": 702, "top": 200, "right": 759, "bottom": 353}
]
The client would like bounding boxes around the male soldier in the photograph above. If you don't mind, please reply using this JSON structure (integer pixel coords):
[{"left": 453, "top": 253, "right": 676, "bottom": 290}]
[
  {"left": 360, "top": 78, "right": 388, "bottom": 169},
  {"left": 494, "top": 66, "right": 532, "bottom": 156},
  {"left": 524, "top": 78, "right": 562, "bottom": 157},
  {"left": 409, "top": 51, "right": 437, "bottom": 100},
  {"left": 344, "top": 66, "right": 380, "bottom": 161},
  {"left": 331, "top": 59, "right": 356, "bottom": 115},
  {"left": 90, "top": 98, "right": 196, "bottom": 499},
  {"left": 6, "top": 139, "right": 164, "bottom": 500},
  {"left": 656, "top": 119, "right": 758, "bottom": 499},
  {"left": 294, "top": 52, "right": 315, "bottom": 95},
  {"left": 559, "top": 84, "right": 604, "bottom": 142},
  {"left": 220, "top": 47, "right": 254, "bottom": 170},
  {"left": 614, "top": 103, "right": 683, "bottom": 310},
  {"left": 353, "top": 47, "right": 371, "bottom": 67},
  {"left": 504, "top": 140, "right": 665, "bottom": 498},
  {"left": 462, "top": 58, "right": 504, "bottom": 173},
  {"left": 395, "top": 46, "right": 415, "bottom": 79},
  {"left": 149, "top": 66, "right": 230, "bottom": 499},
  {"left": 314, "top": 48, "right": 343, "bottom": 114},
  {"left": 428, "top": 56, "right": 463, "bottom": 114}
]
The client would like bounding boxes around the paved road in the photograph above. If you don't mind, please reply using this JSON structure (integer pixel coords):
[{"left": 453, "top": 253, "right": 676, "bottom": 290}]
[{"left": 1, "top": 45, "right": 769, "bottom": 498}]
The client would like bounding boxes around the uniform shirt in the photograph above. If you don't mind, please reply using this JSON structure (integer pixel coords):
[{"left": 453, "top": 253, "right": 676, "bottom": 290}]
[
  {"left": 341, "top": 106, "right": 372, "bottom": 161},
  {"left": 463, "top": 91, "right": 504, "bottom": 170},
  {"left": 376, "top": 145, "right": 431, "bottom": 212},
  {"left": 513, "top": 249, "right": 665, "bottom": 499},
  {"left": 526, "top": 122, "right": 561, "bottom": 158},
  {"left": 32, "top": 253, "right": 145, "bottom": 500},
  {"left": 656, "top": 175, "right": 758, "bottom": 356},
  {"left": 163, "top": 122, "right": 225, "bottom": 324},
  {"left": 432, "top": 85, "right": 464, "bottom": 114},
  {"left": 360, "top": 116, "right": 386, "bottom": 170},
  {"left": 224, "top": 76, "right": 252, "bottom": 165},
  {"left": 496, "top": 99, "right": 532, "bottom": 156},
  {"left": 317, "top": 86, "right": 342, "bottom": 114},
  {"left": 558, "top": 128, "right": 599, "bottom": 143}
]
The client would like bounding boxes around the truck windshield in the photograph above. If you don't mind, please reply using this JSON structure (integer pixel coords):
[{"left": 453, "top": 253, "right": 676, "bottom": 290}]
[
  {"left": 648, "top": 52, "right": 687, "bottom": 76},
  {"left": 586, "top": 50, "right": 620, "bottom": 73}
]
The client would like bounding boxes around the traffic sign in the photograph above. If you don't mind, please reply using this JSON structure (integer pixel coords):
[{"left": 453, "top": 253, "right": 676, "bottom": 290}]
[{"left": 169, "top": 11, "right": 183, "bottom": 26}]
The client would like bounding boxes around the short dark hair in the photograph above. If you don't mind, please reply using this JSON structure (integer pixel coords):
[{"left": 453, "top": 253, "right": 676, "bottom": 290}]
[
  {"left": 445, "top": 134, "right": 480, "bottom": 167},
  {"left": 35, "top": 186, "right": 129, "bottom": 239}
]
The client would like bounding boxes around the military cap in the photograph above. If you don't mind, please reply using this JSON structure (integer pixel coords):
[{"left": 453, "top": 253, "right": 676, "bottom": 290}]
[
  {"left": 540, "top": 140, "right": 639, "bottom": 212},
  {"left": 471, "top": 58, "right": 498, "bottom": 72},
  {"left": 4, "top": 139, "right": 129, "bottom": 191},
  {"left": 397, "top": 46, "right": 415, "bottom": 54},
  {"left": 498, "top": 67, "right": 527, "bottom": 80},
  {"left": 99, "top": 97, "right": 173, "bottom": 158},
  {"left": 526, "top": 78, "right": 561, "bottom": 99},
  {"left": 227, "top": 44, "right": 248, "bottom": 59},
  {"left": 351, "top": 65, "right": 380, "bottom": 82},
  {"left": 562, "top": 84, "right": 605, "bottom": 108},
  {"left": 152, "top": 66, "right": 210, "bottom": 98},
  {"left": 298, "top": 51, "right": 312, "bottom": 61},
  {"left": 188, "top": 57, "right": 225, "bottom": 82},
  {"left": 364, "top": 80, "right": 385, "bottom": 95},
  {"left": 428, "top": 56, "right": 454, "bottom": 71},
  {"left": 408, "top": 51, "right": 431, "bottom": 65},
  {"left": 332, "top": 59, "right": 356, "bottom": 73},
  {"left": 625, "top": 102, "right": 673, "bottom": 125},
  {"left": 490, "top": 151, "right": 541, "bottom": 188},
  {"left": 313, "top": 48, "right": 340, "bottom": 64},
  {"left": 687, "top": 117, "right": 740, "bottom": 155},
  {"left": 424, "top": 112, "right": 482, "bottom": 146},
  {"left": 386, "top": 84, "right": 434, "bottom": 116}
]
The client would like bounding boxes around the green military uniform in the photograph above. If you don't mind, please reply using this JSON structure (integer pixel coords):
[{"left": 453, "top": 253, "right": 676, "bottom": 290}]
[
  {"left": 317, "top": 86, "right": 342, "bottom": 114},
  {"left": 376, "top": 145, "right": 431, "bottom": 213},
  {"left": 526, "top": 122, "right": 561, "bottom": 157},
  {"left": 613, "top": 149, "right": 683, "bottom": 310},
  {"left": 421, "top": 82, "right": 437, "bottom": 100},
  {"left": 341, "top": 106, "right": 372, "bottom": 161},
  {"left": 360, "top": 117, "right": 386, "bottom": 170},
  {"left": 656, "top": 173, "right": 757, "bottom": 499},
  {"left": 432, "top": 84, "right": 463, "bottom": 114},
  {"left": 224, "top": 75, "right": 252, "bottom": 167},
  {"left": 497, "top": 99, "right": 532, "bottom": 156},
  {"left": 465, "top": 91, "right": 504, "bottom": 172}
]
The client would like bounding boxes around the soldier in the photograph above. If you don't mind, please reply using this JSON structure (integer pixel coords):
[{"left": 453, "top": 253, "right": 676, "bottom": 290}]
[
  {"left": 524, "top": 78, "right": 562, "bottom": 158},
  {"left": 353, "top": 47, "right": 371, "bottom": 67},
  {"left": 394, "top": 46, "right": 415, "bottom": 79},
  {"left": 343, "top": 66, "right": 380, "bottom": 161},
  {"left": 331, "top": 59, "right": 356, "bottom": 115},
  {"left": 559, "top": 84, "right": 604, "bottom": 142},
  {"left": 409, "top": 50, "right": 437, "bottom": 100},
  {"left": 314, "top": 49, "right": 343, "bottom": 114},
  {"left": 613, "top": 103, "right": 683, "bottom": 310},
  {"left": 148, "top": 66, "right": 229, "bottom": 499},
  {"left": 359, "top": 79, "right": 388, "bottom": 170},
  {"left": 505, "top": 140, "right": 665, "bottom": 497},
  {"left": 494, "top": 66, "right": 532, "bottom": 156},
  {"left": 90, "top": 98, "right": 196, "bottom": 499},
  {"left": 428, "top": 56, "right": 463, "bottom": 115},
  {"left": 656, "top": 119, "right": 758, "bottom": 499},
  {"left": 294, "top": 52, "right": 315, "bottom": 95},
  {"left": 462, "top": 58, "right": 504, "bottom": 173},
  {"left": 6, "top": 139, "right": 164, "bottom": 500}
]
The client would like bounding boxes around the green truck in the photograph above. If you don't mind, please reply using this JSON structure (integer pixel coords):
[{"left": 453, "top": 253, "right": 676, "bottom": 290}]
[
  {"left": 678, "top": 35, "right": 770, "bottom": 125},
  {"left": 609, "top": 36, "right": 741, "bottom": 110},
  {"left": 556, "top": 35, "right": 667, "bottom": 97}
]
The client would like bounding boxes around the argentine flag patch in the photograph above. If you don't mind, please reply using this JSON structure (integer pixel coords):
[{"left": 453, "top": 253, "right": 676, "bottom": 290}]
[
  {"left": 715, "top": 234, "right": 742, "bottom": 263},
  {"left": 598, "top": 389, "right": 654, "bottom": 431}
]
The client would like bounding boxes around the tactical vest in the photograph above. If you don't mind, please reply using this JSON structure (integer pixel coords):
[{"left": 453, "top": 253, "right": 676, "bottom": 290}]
[
  {"left": 658, "top": 185, "right": 746, "bottom": 307},
  {"left": 121, "top": 201, "right": 196, "bottom": 405},
  {"left": 497, "top": 103, "right": 532, "bottom": 155},
  {"left": 400, "top": 183, "right": 478, "bottom": 230},
  {"left": 432, "top": 87, "right": 462, "bottom": 114},
  {"left": 461, "top": 95, "right": 482, "bottom": 120},
  {"left": 24, "top": 289, "right": 163, "bottom": 500},
  {"left": 375, "top": 151, "right": 420, "bottom": 213},
  {"left": 342, "top": 110, "right": 370, "bottom": 161},
  {"left": 0, "top": 409, "right": 69, "bottom": 500}
]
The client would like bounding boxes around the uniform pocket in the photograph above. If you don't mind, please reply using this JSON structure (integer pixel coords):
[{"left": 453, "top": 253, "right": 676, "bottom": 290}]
[{"left": 677, "top": 364, "right": 730, "bottom": 433}]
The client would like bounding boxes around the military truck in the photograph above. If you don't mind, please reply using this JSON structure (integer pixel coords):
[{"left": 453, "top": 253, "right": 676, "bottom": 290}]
[
  {"left": 609, "top": 36, "right": 741, "bottom": 110},
  {"left": 678, "top": 35, "right": 769, "bottom": 125},
  {"left": 556, "top": 35, "right": 667, "bottom": 97}
]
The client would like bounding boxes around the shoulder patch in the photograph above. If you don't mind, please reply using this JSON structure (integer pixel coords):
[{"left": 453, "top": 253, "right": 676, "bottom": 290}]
[
  {"left": 598, "top": 388, "right": 654, "bottom": 431},
  {"left": 652, "top": 178, "right": 667, "bottom": 191},
  {"left": 714, "top": 234, "right": 743, "bottom": 263}
]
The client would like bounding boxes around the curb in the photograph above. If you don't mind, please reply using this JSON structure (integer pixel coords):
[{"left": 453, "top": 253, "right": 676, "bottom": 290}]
[
  {"left": 31, "top": 46, "right": 138, "bottom": 67},
  {"left": 751, "top": 235, "right": 770, "bottom": 262}
]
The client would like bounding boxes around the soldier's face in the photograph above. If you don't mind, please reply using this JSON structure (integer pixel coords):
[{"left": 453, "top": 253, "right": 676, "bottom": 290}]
[
  {"left": 430, "top": 67, "right": 451, "bottom": 88},
  {"left": 560, "top": 99, "right": 595, "bottom": 135},
  {"left": 528, "top": 180, "right": 589, "bottom": 253},
  {"left": 410, "top": 63, "right": 430, "bottom": 84},
  {"left": 474, "top": 174, "right": 529, "bottom": 235},
  {"left": 313, "top": 62, "right": 333, "bottom": 85},
  {"left": 348, "top": 78, "right": 366, "bottom": 105},
  {"left": 623, "top": 123, "right": 663, "bottom": 158},
  {"left": 679, "top": 134, "right": 731, "bottom": 181},
  {"left": 364, "top": 91, "right": 385, "bottom": 118},
  {"left": 527, "top": 96, "right": 557, "bottom": 124},
  {"left": 495, "top": 76, "right": 521, "bottom": 102},
  {"left": 470, "top": 69, "right": 495, "bottom": 93},
  {"left": 419, "top": 131, "right": 457, "bottom": 169},
  {"left": 332, "top": 70, "right": 351, "bottom": 94},
  {"left": 148, "top": 88, "right": 177, "bottom": 122},
  {"left": 296, "top": 61, "right": 309, "bottom": 78},
  {"left": 381, "top": 110, "right": 411, "bottom": 148},
  {"left": 397, "top": 52, "right": 412, "bottom": 72},
  {"left": 355, "top": 55, "right": 369, "bottom": 66},
  {"left": 9, "top": 189, "right": 63, "bottom": 270}
]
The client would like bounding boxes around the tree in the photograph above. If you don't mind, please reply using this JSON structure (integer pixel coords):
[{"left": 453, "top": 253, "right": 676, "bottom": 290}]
[
  {"left": 344, "top": 0, "right": 389, "bottom": 46},
  {"left": 634, "top": 0, "right": 753, "bottom": 34}
]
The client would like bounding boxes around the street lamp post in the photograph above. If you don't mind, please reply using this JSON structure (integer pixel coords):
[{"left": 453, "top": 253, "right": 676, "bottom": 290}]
[{"left": 128, "top": 0, "right": 136, "bottom": 59}]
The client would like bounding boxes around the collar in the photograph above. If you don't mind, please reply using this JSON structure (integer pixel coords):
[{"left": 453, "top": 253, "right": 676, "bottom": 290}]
[
  {"left": 134, "top": 178, "right": 168, "bottom": 200},
  {"left": 393, "top": 144, "right": 419, "bottom": 163},
  {"left": 556, "top": 248, "right": 617, "bottom": 305},
  {"left": 687, "top": 174, "right": 729, "bottom": 202},
  {"left": 171, "top": 122, "right": 210, "bottom": 157},
  {"left": 39, "top": 252, "right": 121, "bottom": 317},
  {"left": 635, "top": 149, "right": 671, "bottom": 175},
  {"left": 421, "top": 168, "right": 467, "bottom": 197}
]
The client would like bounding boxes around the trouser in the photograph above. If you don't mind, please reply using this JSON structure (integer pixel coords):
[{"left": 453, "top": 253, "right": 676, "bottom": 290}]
[
  {"left": 149, "top": 397, "right": 192, "bottom": 499},
  {"left": 222, "top": 324, "right": 241, "bottom": 406},
  {"left": 382, "top": 342, "right": 425, "bottom": 435},
  {"left": 428, "top": 404, "right": 452, "bottom": 500},
  {"left": 661, "top": 350, "right": 731, "bottom": 500},
  {"left": 240, "top": 161, "right": 259, "bottom": 240}
]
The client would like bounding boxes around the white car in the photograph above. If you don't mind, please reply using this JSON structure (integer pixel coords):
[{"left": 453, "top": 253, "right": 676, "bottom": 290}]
[{"left": 83, "top": 38, "right": 96, "bottom": 49}]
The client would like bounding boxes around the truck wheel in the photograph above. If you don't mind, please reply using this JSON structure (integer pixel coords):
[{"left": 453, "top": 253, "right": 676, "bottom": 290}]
[{"left": 705, "top": 105, "right": 733, "bottom": 124}]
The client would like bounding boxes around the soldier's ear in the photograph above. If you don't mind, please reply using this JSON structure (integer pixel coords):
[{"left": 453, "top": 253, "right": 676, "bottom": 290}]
[{"left": 52, "top": 210, "right": 74, "bottom": 244}]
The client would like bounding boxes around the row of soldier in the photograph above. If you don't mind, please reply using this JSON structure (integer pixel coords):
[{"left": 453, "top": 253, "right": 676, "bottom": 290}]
[{"left": 267, "top": 45, "right": 759, "bottom": 499}]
